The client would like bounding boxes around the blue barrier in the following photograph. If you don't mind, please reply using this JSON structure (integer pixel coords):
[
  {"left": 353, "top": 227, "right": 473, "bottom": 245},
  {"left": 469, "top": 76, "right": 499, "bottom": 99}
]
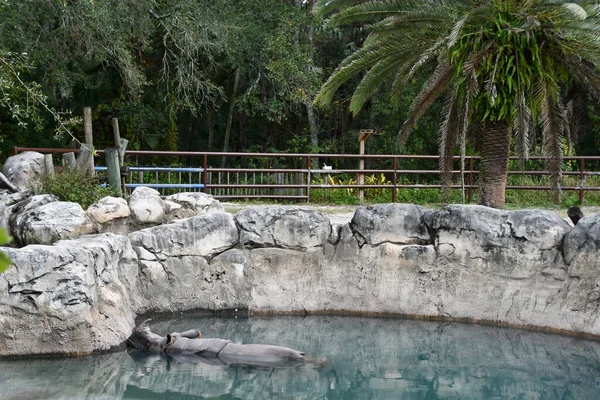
[
  {"left": 95, "top": 166, "right": 204, "bottom": 191},
  {"left": 94, "top": 166, "right": 204, "bottom": 173},
  {"left": 125, "top": 183, "right": 204, "bottom": 189}
]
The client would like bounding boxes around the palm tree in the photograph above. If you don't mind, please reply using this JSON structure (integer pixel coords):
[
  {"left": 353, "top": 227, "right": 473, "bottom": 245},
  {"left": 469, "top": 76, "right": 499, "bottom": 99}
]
[{"left": 314, "top": 0, "right": 600, "bottom": 208}]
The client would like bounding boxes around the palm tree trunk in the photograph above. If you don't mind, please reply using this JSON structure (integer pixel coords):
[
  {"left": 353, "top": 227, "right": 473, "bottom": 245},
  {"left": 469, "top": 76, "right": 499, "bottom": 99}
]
[{"left": 478, "top": 120, "right": 510, "bottom": 208}]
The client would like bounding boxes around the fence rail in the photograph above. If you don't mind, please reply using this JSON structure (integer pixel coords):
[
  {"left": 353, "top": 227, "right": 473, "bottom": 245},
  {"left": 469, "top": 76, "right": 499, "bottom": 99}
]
[{"left": 13, "top": 147, "right": 600, "bottom": 204}]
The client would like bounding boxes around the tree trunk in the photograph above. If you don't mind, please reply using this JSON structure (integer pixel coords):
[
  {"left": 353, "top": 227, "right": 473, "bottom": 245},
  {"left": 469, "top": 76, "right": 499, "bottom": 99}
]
[
  {"left": 221, "top": 69, "right": 240, "bottom": 168},
  {"left": 304, "top": 18, "right": 319, "bottom": 168},
  {"left": 207, "top": 106, "right": 215, "bottom": 149},
  {"left": 478, "top": 120, "right": 510, "bottom": 208}
]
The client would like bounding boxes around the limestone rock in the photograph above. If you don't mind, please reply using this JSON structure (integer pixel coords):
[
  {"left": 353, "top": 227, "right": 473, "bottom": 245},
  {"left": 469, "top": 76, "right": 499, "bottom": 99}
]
[
  {"left": 87, "top": 196, "right": 131, "bottom": 224},
  {"left": 0, "top": 234, "right": 139, "bottom": 356},
  {"left": 424, "top": 205, "right": 570, "bottom": 278},
  {"left": 128, "top": 213, "right": 240, "bottom": 312},
  {"left": 12, "top": 200, "right": 95, "bottom": 245},
  {"left": 129, "top": 187, "right": 165, "bottom": 224},
  {"left": 563, "top": 214, "right": 600, "bottom": 277},
  {"left": 0, "top": 191, "right": 30, "bottom": 231},
  {"left": 9, "top": 194, "right": 58, "bottom": 245},
  {"left": 165, "top": 192, "right": 223, "bottom": 220},
  {"left": 2, "top": 151, "right": 46, "bottom": 191},
  {"left": 350, "top": 204, "right": 431, "bottom": 246},
  {"left": 236, "top": 206, "right": 330, "bottom": 250}
]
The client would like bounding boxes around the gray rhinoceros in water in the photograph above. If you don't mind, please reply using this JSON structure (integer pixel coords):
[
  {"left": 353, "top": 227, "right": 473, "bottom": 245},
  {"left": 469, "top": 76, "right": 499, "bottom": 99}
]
[{"left": 127, "top": 319, "right": 306, "bottom": 367}]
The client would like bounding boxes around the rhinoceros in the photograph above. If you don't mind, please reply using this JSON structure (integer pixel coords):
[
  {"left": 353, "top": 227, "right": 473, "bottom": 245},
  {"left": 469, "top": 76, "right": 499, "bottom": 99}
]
[{"left": 127, "top": 319, "right": 306, "bottom": 367}]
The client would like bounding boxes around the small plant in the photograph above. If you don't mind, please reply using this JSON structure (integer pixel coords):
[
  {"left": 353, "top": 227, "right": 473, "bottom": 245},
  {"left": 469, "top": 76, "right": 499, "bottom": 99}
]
[
  {"left": 39, "top": 169, "right": 116, "bottom": 209},
  {"left": 0, "top": 228, "right": 12, "bottom": 273}
]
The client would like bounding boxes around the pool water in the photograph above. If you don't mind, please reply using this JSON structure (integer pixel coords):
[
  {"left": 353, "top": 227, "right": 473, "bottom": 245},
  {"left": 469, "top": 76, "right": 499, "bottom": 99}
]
[{"left": 1, "top": 315, "right": 599, "bottom": 399}]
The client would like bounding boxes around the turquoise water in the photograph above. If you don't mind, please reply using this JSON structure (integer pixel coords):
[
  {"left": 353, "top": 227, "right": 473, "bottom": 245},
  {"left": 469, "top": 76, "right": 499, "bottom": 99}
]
[{"left": 1, "top": 315, "right": 600, "bottom": 399}]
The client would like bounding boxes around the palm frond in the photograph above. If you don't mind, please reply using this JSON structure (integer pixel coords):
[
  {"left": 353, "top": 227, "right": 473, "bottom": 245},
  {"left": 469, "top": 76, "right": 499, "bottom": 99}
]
[
  {"left": 513, "top": 92, "right": 532, "bottom": 163},
  {"left": 314, "top": 35, "right": 417, "bottom": 107},
  {"left": 439, "top": 91, "right": 460, "bottom": 198},
  {"left": 390, "top": 37, "right": 448, "bottom": 104},
  {"left": 325, "top": 0, "right": 460, "bottom": 27},
  {"left": 349, "top": 53, "right": 409, "bottom": 114},
  {"left": 534, "top": 73, "right": 564, "bottom": 202},
  {"left": 398, "top": 63, "right": 453, "bottom": 146},
  {"left": 564, "top": 58, "right": 600, "bottom": 100},
  {"left": 313, "top": 0, "right": 367, "bottom": 18}
]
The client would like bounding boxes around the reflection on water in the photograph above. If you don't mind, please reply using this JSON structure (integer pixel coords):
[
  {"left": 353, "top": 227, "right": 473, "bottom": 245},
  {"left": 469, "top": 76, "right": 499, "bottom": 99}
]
[{"left": 1, "top": 316, "right": 600, "bottom": 399}]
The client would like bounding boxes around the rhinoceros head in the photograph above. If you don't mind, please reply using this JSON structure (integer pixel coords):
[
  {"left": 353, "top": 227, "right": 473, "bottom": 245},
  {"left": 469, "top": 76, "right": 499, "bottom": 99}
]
[{"left": 127, "top": 319, "right": 165, "bottom": 351}]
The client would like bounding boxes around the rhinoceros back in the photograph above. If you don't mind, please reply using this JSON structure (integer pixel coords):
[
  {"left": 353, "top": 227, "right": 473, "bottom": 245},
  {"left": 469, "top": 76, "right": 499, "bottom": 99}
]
[{"left": 168, "top": 337, "right": 231, "bottom": 356}]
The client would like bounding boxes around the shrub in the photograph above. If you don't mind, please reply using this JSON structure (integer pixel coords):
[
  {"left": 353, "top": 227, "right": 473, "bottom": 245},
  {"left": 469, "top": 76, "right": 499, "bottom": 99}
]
[{"left": 38, "top": 169, "right": 116, "bottom": 209}]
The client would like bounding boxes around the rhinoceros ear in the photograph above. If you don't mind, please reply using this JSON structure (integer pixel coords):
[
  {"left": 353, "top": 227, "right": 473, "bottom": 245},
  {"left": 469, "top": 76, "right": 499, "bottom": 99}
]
[{"left": 166, "top": 334, "right": 175, "bottom": 346}]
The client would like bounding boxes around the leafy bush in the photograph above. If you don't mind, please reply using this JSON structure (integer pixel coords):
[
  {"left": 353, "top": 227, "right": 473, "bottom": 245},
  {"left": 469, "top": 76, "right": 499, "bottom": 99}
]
[
  {"left": 38, "top": 169, "right": 116, "bottom": 209},
  {"left": 0, "top": 228, "right": 12, "bottom": 273}
]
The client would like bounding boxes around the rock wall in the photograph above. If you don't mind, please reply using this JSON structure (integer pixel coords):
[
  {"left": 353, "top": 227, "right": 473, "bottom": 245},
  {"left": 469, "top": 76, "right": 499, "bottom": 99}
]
[{"left": 1, "top": 201, "right": 600, "bottom": 356}]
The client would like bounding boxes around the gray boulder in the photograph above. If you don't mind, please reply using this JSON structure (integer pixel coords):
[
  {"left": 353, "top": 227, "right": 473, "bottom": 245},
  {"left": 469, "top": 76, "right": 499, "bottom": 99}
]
[
  {"left": 9, "top": 194, "right": 58, "bottom": 245},
  {"left": 165, "top": 192, "right": 223, "bottom": 220},
  {"left": 350, "top": 204, "right": 432, "bottom": 246},
  {"left": 128, "top": 213, "right": 240, "bottom": 312},
  {"left": 563, "top": 214, "right": 600, "bottom": 277},
  {"left": 2, "top": 151, "right": 46, "bottom": 191},
  {"left": 87, "top": 196, "right": 131, "bottom": 224},
  {"left": 12, "top": 201, "right": 95, "bottom": 245},
  {"left": 424, "top": 205, "right": 570, "bottom": 279},
  {"left": 0, "top": 190, "right": 30, "bottom": 231},
  {"left": 0, "top": 234, "right": 139, "bottom": 356},
  {"left": 129, "top": 187, "right": 165, "bottom": 224},
  {"left": 236, "top": 206, "right": 330, "bottom": 250}
]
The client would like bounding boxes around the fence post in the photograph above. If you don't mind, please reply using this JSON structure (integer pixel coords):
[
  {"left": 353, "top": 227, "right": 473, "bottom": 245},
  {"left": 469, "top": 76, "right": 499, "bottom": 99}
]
[
  {"left": 83, "top": 107, "right": 95, "bottom": 176},
  {"left": 203, "top": 154, "right": 208, "bottom": 194},
  {"left": 468, "top": 158, "right": 474, "bottom": 203},
  {"left": 392, "top": 156, "right": 397, "bottom": 203},
  {"left": 306, "top": 155, "right": 311, "bottom": 203},
  {"left": 44, "top": 154, "right": 55, "bottom": 177},
  {"left": 106, "top": 148, "right": 122, "bottom": 197},
  {"left": 579, "top": 158, "right": 586, "bottom": 205},
  {"left": 62, "top": 152, "right": 76, "bottom": 168}
]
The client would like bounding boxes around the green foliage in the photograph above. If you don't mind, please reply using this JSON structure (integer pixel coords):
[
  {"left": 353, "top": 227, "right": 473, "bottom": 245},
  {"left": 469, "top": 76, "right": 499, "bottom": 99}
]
[
  {"left": 0, "top": 228, "right": 12, "bottom": 274},
  {"left": 39, "top": 170, "right": 115, "bottom": 209}
]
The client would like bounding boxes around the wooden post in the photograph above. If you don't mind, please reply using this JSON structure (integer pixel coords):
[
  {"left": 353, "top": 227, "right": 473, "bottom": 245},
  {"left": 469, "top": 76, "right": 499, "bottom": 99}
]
[
  {"left": 62, "top": 152, "right": 76, "bottom": 168},
  {"left": 579, "top": 158, "right": 586, "bottom": 205},
  {"left": 106, "top": 148, "right": 122, "bottom": 197},
  {"left": 119, "top": 139, "right": 129, "bottom": 166},
  {"left": 83, "top": 107, "right": 94, "bottom": 176},
  {"left": 306, "top": 155, "right": 311, "bottom": 202},
  {"left": 358, "top": 129, "right": 375, "bottom": 203},
  {"left": 112, "top": 118, "right": 129, "bottom": 166},
  {"left": 392, "top": 157, "right": 397, "bottom": 203},
  {"left": 468, "top": 158, "right": 474, "bottom": 203},
  {"left": 44, "top": 154, "right": 55, "bottom": 177},
  {"left": 112, "top": 118, "right": 121, "bottom": 148},
  {"left": 76, "top": 146, "right": 93, "bottom": 174}
]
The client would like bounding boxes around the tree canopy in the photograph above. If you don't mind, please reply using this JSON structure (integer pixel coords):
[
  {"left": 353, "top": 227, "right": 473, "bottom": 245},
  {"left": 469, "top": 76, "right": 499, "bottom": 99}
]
[{"left": 1, "top": 0, "right": 600, "bottom": 207}]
